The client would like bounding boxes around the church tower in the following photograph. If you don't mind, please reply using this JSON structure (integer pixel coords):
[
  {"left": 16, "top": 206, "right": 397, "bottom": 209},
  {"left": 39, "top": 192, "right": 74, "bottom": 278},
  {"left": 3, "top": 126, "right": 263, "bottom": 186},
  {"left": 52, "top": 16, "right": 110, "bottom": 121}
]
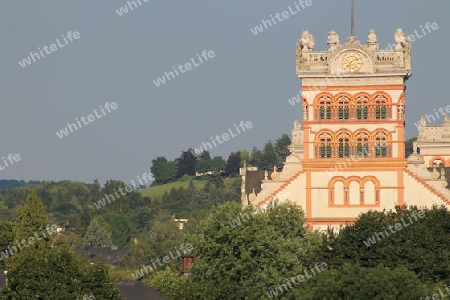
[
  {"left": 295, "top": 29, "right": 410, "bottom": 228},
  {"left": 242, "top": 28, "right": 450, "bottom": 230}
]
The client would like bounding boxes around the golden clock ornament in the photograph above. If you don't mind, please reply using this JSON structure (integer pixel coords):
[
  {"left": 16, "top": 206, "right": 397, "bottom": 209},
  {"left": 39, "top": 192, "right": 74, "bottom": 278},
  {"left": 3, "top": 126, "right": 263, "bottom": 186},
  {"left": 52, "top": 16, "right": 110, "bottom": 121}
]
[{"left": 341, "top": 52, "right": 363, "bottom": 72}]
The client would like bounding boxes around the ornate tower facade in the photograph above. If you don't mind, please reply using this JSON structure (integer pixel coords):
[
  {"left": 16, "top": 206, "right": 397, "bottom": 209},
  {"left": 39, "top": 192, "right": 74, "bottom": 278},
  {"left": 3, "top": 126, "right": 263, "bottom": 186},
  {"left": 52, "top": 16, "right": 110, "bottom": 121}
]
[
  {"left": 243, "top": 29, "right": 450, "bottom": 230},
  {"left": 297, "top": 30, "right": 411, "bottom": 228}
]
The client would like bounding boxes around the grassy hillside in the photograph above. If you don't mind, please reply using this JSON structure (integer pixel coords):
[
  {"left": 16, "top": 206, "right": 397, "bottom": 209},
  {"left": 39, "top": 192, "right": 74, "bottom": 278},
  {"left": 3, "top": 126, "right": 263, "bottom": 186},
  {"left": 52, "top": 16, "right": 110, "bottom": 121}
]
[{"left": 138, "top": 177, "right": 239, "bottom": 198}]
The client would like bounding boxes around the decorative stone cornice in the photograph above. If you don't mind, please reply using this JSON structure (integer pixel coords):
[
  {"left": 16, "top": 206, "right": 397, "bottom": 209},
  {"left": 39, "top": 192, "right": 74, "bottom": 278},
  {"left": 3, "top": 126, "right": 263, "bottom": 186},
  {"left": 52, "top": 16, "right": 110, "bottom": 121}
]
[{"left": 296, "top": 29, "right": 411, "bottom": 79}]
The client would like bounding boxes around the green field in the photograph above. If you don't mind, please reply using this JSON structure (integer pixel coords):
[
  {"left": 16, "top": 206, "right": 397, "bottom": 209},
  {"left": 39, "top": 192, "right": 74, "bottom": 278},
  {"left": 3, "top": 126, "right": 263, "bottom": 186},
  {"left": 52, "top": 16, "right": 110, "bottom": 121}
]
[{"left": 138, "top": 177, "right": 238, "bottom": 198}]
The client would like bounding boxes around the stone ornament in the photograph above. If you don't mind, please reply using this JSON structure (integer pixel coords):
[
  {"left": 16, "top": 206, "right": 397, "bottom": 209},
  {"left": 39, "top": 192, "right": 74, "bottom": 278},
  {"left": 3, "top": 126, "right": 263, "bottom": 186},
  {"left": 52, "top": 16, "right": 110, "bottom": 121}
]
[
  {"left": 432, "top": 167, "right": 440, "bottom": 180},
  {"left": 299, "top": 31, "right": 315, "bottom": 52},
  {"left": 291, "top": 120, "right": 303, "bottom": 146},
  {"left": 271, "top": 166, "right": 279, "bottom": 180},
  {"left": 394, "top": 28, "right": 409, "bottom": 50},
  {"left": 327, "top": 30, "right": 340, "bottom": 51},
  {"left": 367, "top": 29, "right": 378, "bottom": 50},
  {"left": 398, "top": 101, "right": 405, "bottom": 119},
  {"left": 445, "top": 114, "right": 450, "bottom": 125},
  {"left": 407, "top": 152, "right": 424, "bottom": 164},
  {"left": 420, "top": 115, "right": 427, "bottom": 127},
  {"left": 248, "top": 188, "right": 257, "bottom": 203}
]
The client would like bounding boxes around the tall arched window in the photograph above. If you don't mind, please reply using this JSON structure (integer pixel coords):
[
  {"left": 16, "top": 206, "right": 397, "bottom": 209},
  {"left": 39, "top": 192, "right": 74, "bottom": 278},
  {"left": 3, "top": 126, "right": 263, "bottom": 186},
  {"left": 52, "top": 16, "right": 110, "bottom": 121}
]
[
  {"left": 338, "top": 133, "right": 350, "bottom": 157},
  {"left": 356, "top": 133, "right": 369, "bottom": 157},
  {"left": 375, "top": 95, "right": 387, "bottom": 119},
  {"left": 319, "top": 96, "right": 332, "bottom": 120},
  {"left": 338, "top": 96, "right": 350, "bottom": 120},
  {"left": 375, "top": 132, "right": 388, "bottom": 157},
  {"left": 319, "top": 133, "right": 332, "bottom": 158},
  {"left": 355, "top": 96, "right": 369, "bottom": 119}
]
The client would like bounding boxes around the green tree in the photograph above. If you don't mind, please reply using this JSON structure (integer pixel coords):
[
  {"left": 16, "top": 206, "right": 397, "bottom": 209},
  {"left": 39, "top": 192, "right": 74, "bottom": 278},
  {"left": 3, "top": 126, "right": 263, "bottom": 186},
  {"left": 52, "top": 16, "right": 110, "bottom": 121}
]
[
  {"left": 0, "top": 221, "right": 13, "bottom": 268},
  {"left": 144, "top": 267, "right": 182, "bottom": 298},
  {"left": 203, "top": 174, "right": 225, "bottom": 190},
  {"left": 211, "top": 156, "right": 226, "bottom": 173},
  {"left": 104, "top": 213, "right": 130, "bottom": 246},
  {"left": 405, "top": 136, "right": 418, "bottom": 157},
  {"left": 1, "top": 247, "right": 122, "bottom": 299},
  {"left": 225, "top": 151, "right": 241, "bottom": 175},
  {"left": 198, "top": 150, "right": 211, "bottom": 161},
  {"left": 6, "top": 190, "right": 53, "bottom": 269},
  {"left": 123, "top": 219, "right": 184, "bottom": 271},
  {"left": 176, "top": 150, "right": 198, "bottom": 178},
  {"left": 1, "top": 190, "right": 122, "bottom": 299},
  {"left": 83, "top": 218, "right": 112, "bottom": 247},
  {"left": 102, "top": 180, "right": 130, "bottom": 213},
  {"left": 300, "top": 263, "right": 429, "bottom": 299},
  {"left": 54, "top": 231, "right": 84, "bottom": 247},
  {"left": 12, "top": 190, "right": 50, "bottom": 245},
  {"left": 195, "top": 151, "right": 212, "bottom": 174},
  {"left": 275, "top": 133, "right": 292, "bottom": 164},
  {"left": 249, "top": 147, "right": 262, "bottom": 167},
  {"left": 333, "top": 205, "right": 450, "bottom": 283},
  {"left": 259, "top": 141, "right": 279, "bottom": 170},
  {"left": 183, "top": 201, "right": 322, "bottom": 299},
  {"left": 150, "top": 156, "right": 177, "bottom": 185},
  {"left": 239, "top": 149, "right": 250, "bottom": 167}
]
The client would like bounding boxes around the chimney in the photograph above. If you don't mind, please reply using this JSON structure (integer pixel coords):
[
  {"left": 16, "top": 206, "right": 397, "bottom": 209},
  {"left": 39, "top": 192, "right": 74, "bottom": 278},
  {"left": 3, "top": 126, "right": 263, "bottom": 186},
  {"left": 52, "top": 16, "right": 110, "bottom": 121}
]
[{"left": 181, "top": 254, "right": 195, "bottom": 276}]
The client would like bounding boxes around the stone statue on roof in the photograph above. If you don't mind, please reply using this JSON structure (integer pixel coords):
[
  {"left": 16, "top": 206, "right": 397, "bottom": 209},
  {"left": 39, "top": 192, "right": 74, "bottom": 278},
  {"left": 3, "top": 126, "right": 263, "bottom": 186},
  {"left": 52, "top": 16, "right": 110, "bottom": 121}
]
[
  {"left": 420, "top": 115, "right": 426, "bottom": 127},
  {"left": 299, "top": 31, "right": 314, "bottom": 52},
  {"left": 327, "top": 30, "right": 340, "bottom": 51},
  {"left": 394, "top": 28, "right": 408, "bottom": 50},
  {"left": 367, "top": 29, "right": 378, "bottom": 50}
]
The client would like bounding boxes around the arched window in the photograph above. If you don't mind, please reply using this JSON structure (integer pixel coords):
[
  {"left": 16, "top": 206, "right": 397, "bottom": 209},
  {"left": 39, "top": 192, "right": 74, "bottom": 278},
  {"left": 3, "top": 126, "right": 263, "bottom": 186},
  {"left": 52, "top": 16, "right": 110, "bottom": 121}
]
[
  {"left": 338, "top": 133, "right": 350, "bottom": 158},
  {"left": 338, "top": 96, "right": 350, "bottom": 120},
  {"left": 375, "top": 132, "right": 388, "bottom": 157},
  {"left": 319, "top": 133, "right": 332, "bottom": 158},
  {"left": 375, "top": 95, "right": 387, "bottom": 119},
  {"left": 430, "top": 158, "right": 445, "bottom": 168},
  {"left": 319, "top": 96, "right": 332, "bottom": 120},
  {"left": 355, "top": 96, "right": 369, "bottom": 119},
  {"left": 356, "top": 133, "right": 369, "bottom": 157}
]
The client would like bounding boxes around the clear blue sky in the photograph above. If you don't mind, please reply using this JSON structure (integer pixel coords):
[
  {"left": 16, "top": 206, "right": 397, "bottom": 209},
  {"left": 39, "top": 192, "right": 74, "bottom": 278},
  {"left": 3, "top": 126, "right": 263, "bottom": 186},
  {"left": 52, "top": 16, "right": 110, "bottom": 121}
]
[{"left": 0, "top": 0, "right": 447, "bottom": 184}]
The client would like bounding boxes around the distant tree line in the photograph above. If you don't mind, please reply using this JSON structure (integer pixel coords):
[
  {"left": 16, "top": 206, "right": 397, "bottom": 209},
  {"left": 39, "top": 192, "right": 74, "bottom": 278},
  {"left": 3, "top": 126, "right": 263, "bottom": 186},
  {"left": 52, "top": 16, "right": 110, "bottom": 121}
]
[
  {"left": 150, "top": 134, "right": 292, "bottom": 185},
  {"left": 0, "top": 175, "right": 241, "bottom": 257},
  {"left": 0, "top": 179, "right": 42, "bottom": 191}
]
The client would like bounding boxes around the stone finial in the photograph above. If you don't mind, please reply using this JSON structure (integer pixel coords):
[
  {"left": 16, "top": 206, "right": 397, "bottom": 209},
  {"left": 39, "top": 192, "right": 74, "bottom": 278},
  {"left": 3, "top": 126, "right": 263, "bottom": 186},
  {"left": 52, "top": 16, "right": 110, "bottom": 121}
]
[
  {"left": 367, "top": 29, "right": 378, "bottom": 50},
  {"left": 299, "top": 31, "right": 314, "bottom": 52},
  {"left": 394, "top": 28, "right": 409, "bottom": 50},
  {"left": 271, "top": 166, "right": 279, "bottom": 180},
  {"left": 264, "top": 170, "right": 268, "bottom": 180},
  {"left": 432, "top": 167, "right": 440, "bottom": 180},
  {"left": 327, "top": 30, "right": 340, "bottom": 51},
  {"left": 407, "top": 152, "right": 424, "bottom": 164},
  {"left": 291, "top": 120, "right": 303, "bottom": 147},
  {"left": 419, "top": 115, "right": 427, "bottom": 127},
  {"left": 248, "top": 188, "right": 257, "bottom": 203},
  {"left": 445, "top": 114, "right": 450, "bottom": 124}
]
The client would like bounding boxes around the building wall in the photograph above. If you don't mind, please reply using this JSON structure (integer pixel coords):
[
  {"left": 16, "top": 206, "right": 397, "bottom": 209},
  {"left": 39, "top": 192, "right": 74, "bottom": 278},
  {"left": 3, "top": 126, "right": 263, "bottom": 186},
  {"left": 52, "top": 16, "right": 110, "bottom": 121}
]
[{"left": 249, "top": 31, "right": 450, "bottom": 230}]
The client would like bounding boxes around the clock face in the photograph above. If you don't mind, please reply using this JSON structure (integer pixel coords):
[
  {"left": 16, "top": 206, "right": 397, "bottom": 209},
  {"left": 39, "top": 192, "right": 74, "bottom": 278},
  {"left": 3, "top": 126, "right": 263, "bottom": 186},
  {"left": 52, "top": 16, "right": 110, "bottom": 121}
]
[{"left": 341, "top": 52, "right": 363, "bottom": 72}]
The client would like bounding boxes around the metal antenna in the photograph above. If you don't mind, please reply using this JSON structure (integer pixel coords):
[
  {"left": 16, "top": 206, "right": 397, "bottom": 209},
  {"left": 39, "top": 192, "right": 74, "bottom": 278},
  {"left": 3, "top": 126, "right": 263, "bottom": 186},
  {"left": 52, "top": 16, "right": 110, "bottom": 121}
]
[{"left": 351, "top": 0, "right": 355, "bottom": 36}]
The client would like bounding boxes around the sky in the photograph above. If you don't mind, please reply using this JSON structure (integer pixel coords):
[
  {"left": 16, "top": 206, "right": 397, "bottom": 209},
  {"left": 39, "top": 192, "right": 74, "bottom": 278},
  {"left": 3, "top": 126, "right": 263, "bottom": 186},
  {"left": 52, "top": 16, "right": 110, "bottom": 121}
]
[{"left": 0, "top": 0, "right": 448, "bottom": 185}]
